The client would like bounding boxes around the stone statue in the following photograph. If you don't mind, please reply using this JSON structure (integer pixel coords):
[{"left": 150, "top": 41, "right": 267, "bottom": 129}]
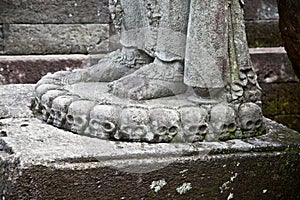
[{"left": 32, "top": 0, "right": 266, "bottom": 143}]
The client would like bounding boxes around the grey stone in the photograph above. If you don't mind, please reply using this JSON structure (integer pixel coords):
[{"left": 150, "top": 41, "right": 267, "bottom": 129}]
[
  {"left": 2, "top": 24, "right": 109, "bottom": 55},
  {"left": 32, "top": 0, "right": 265, "bottom": 142},
  {"left": 0, "top": 85, "right": 298, "bottom": 198},
  {"left": 0, "top": 117, "right": 299, "bottom": 199},
  {"left": 0, "top": 0, "right": 110, "bottom": 24},
  {"left": 0, "top": 84, "right": 34, "bottom": 118},
  {"left": 184, "top": 0, "right": 228, "bottom": 88}
]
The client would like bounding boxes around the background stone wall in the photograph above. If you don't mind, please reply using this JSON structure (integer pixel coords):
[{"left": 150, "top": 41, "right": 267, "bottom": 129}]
[
  {"left": 0, "top": 0, "right": 281, "bottom": 55},
  {"left": 0, "top": 0, "right": 299, "bottom": 131}
]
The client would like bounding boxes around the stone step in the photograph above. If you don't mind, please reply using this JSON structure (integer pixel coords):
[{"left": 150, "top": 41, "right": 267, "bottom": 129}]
[
  {"left": 0, "top": 47, "right": 297, "bottom": 84},
  {"left": 0, "top": 54, "right": 105, "bottom": 84}
]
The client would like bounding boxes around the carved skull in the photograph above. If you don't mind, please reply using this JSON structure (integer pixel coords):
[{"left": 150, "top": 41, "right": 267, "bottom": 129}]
[
  {"left": 210, "top": 104, "right": 237, "bottom": 140},
  {"left": 40, "top": 90, "right": 66, "bottom": 123},
  {"left": 35, "top": 84, "right": 61, "bottom": 111},
  {"left": 66, "top": 100, "right": 95, "bottom": 134},
  {"left": 118, "top": 108, "right": 149, "bottom": 141},
  {"left": 150, "top": 108, "right": 180, "bottom": 143},
  {"left": 238, "top": 102, "right": 263, "bottom": 134},
  {"left": 50, "top": 95, "right": 78, "bottom": 128},
  {"left": 180, "top": 107, "right": 209, "bottom": 142},
  {"left": 86, "top": 105, "right": 120, "bottom": 139}
]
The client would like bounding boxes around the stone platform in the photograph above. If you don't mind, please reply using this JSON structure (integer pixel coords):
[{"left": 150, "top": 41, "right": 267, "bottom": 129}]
[{"left": 0, "top": 84, "right": 299, "bottom": 199}]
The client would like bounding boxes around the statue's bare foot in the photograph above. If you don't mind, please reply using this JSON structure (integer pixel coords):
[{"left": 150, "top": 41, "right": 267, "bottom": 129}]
[
  {"left": 36, "top": 48, "right": 153, "bottom": 87},
  {"left": 108, "top": 58, "right": 187, "bottom": 100}
]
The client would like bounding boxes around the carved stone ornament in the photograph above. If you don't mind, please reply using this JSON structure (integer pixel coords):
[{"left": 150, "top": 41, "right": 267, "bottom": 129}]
[{"left": 32, "top": 0, "right": 267, "bottom": 143}]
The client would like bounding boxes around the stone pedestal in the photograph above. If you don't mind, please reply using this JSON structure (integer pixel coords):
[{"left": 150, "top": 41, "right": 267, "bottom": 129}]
[{"left": 0, "top": 84, "right": 299, "bottom": 199}]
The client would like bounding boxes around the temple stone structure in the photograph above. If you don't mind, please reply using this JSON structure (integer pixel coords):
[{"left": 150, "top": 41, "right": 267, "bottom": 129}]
[{"left": 0, "top": 1, "right": 299, "bottom": 198}]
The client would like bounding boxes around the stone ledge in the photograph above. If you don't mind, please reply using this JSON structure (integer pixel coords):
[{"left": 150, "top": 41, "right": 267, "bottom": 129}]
[{"left": 0, "top": 54, "right": 107, "bottom": 84}]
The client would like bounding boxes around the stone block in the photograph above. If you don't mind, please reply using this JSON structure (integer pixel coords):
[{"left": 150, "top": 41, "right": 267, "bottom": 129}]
[
  {"left": 0, "top": 55, "right": 91, "bottom": 84},
  {"left": 0, "top": 84, "right": 299, "bottom": 199},
  {"left": 250, "top": 47, "right": 299, "bottom": 83},
  {"left": 0, "top": 84, "right": 34, "bottom": 118},
  {"left": 246, "top": 20, "right": 282, "bottom": 48},
  {"left": 0, "top": 0, "right": 110, "bottom": 24},
  {"left": 2, "top": 24, "right": 109, "bottom": 55}
]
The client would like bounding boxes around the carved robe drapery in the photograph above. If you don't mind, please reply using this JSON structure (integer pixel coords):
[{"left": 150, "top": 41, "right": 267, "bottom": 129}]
[{"left": 111, "top": 0, "right": 259, "bottom": 103}]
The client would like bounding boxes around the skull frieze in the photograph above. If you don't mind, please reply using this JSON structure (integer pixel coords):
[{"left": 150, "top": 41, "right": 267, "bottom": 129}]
[
  {"left": 86, "top": 105, "right": 120, "bottom": 139},
  {"left": 40, "top": 90, "right": 66, "bottom": 123},
  {"left": 66, "top": 100, "right": 95, "bottom": 134},
  {"left": 118, "top": 107, "right": 150, "bottom": 141},
  {"left": 238, "top": 102, "right": 263, "bottom": 134},
  {"left": 150, "top": 108, "right": 180, "bottom": 142},
  {"left": 210, "top": 104, "right": 237, "bottom": 140},
  {"left": 50, "top": 95, "right": 79, "bottom": 128},
  {"left": 180, "top": 107, "right": 209, "bottom": 142}
]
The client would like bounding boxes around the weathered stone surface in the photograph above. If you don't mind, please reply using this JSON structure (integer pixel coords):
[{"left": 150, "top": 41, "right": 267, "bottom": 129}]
[
  {"left": 2, "top": 24, "right": 109, "bottom": 55},
  {"left": 0, "top": 55, "right": 92, "bottom": 84},
  {"left": 246, "top": 20, "right": 282, "bottom": 48},
  {"left": 244, "top": 0, "right": 279, "bottom": 21},
  {"left": 0, "top": 84, "right": 298, "bottom": 199},
  {"left": 0, "top": 84, "right": 34, "bottom": 118},
  {"left": 250, "top": 47, "right": 299, "bottom": 83},
  {"left": 0, "top": 0, "right": 110, "bottom": 24},
  {"left": 0, "top": 117, "right": 299, "bottom": 199}
]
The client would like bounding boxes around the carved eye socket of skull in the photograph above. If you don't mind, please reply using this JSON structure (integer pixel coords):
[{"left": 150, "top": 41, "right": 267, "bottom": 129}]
[
  {"left": 180, "top": 107, "right": 209, "bottom": 142},
  {"left": 66, "top": 100, "right": 95, "bottom": 134},
  {"left": 238, "top": 102, "right": 263, "bottom": 133},
  {"left": 118, "top": 108, "right": 149, "bottom": 141},
  {"left": 87, "top": 105, "right": 120, "bottom": 139},
  {"left": 50, "top": 95, "right": 78, "bottom": 128},
  {"left": 40, "top": 90, "right": 66, "bottom": 123},
  {"left": 210, "top": 104, "right": 237, "bottom": 140},
  {"left": 150, "top": 108, "right": 180, "bottom": 143}
]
